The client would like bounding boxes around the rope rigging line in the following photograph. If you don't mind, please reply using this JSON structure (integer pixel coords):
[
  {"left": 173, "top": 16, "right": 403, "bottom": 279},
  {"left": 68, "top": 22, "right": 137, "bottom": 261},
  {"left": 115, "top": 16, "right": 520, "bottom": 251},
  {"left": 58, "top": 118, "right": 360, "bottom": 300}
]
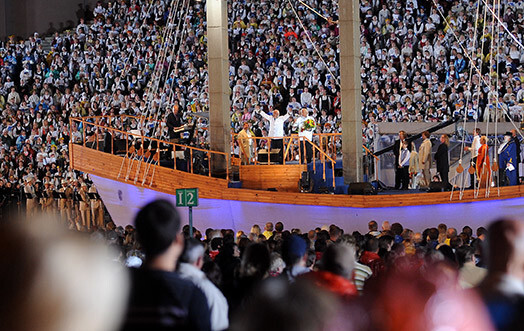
[
  {"left": 451, "top": 0, "right": 482, "bottom": 201},
  {"left": 480, "top": 0, "right": 497, "bottom": 198},
  {"left": 150, "top": 0, "right": 193, "bottom": 142},
  {"left": 137, "top": 0, "right": 193, "bottom": 185},
  {"left": 286, "top": 0, "right": 340, "bottom": 87},
  {"left": 296, "top": 0, "right": 336, "bottom": 24},
  {"left": 479, "top": 0, "right": 524, "bottom": 50},
  {"left": 92, "top": 0, "right": 155, "bottom": 131},
  {"left": 432, "top": 0, "right": 488, "bottom": 198},
  {"left": 494, "top": 0, "right": 501, "bottom": 197},
  {"left": 139, "top": 0, "right": 181, "bottom": 129}
]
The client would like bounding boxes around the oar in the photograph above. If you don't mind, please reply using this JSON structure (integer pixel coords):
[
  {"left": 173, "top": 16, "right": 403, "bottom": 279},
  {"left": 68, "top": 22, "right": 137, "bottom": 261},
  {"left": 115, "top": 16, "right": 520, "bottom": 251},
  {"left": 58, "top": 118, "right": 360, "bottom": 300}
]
[
  {"left": 142, "top": 147, "right": 155, "bottom": 186},
  {"left": 125, "top": 143, "right": 141, "bottom": 181},
  {"left": 118, "top": 143, "right": 135, "bottom": 179},
  {"left": 149, "top": 152, "right": 161, "bottom": 187},
  {"left": 135, "top": 148, "right": 151, "bottom": 185}
]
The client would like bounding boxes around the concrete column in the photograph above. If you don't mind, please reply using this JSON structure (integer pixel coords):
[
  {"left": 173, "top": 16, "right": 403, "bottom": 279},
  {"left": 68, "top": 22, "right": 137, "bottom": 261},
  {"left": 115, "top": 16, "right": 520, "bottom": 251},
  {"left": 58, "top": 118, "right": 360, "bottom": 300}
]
[
  {"left": 339, "top": 0, "right": 363, "bottom": 183},
  {"left": 207, "top": 0, "right": 230, "bottom": 174}
]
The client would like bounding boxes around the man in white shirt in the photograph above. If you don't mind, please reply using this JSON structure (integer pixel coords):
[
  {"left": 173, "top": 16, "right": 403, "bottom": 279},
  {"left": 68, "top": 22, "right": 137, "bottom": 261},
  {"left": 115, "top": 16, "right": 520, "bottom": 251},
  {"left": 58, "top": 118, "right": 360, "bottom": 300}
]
[
  {"left": 178, "top": 239, "right": 229, "bottom": 331},
  {"left": 398, "top": 141, "right": 411, "bottom": 190},
  {"left": 465, "top": 128, "right": 481, "bottom": 189},
  {"left": 293, "top": 108, "right": 316, "bottom": 163},
  {"left": 256, "top": 108, "right": 290, "bottom": 163}
]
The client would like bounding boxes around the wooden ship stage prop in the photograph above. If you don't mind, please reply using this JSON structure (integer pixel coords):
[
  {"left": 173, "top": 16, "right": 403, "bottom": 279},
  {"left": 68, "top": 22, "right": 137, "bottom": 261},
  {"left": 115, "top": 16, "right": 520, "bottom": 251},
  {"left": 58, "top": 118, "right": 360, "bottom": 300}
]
[{"left": 70, "top": 115, "right": 524, "bottom": 210}]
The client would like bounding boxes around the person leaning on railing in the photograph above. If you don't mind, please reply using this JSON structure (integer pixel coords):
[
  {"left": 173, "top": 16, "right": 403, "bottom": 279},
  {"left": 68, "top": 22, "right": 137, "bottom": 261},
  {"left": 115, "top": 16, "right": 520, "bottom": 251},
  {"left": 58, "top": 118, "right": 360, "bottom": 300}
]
[{"left": 237, "top": 122, "right": 255, "bottom": 165}]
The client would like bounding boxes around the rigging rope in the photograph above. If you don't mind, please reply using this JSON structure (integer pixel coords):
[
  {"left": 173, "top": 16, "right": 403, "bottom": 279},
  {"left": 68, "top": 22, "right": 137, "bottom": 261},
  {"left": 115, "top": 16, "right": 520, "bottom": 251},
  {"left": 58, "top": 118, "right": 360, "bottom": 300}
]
[{"left": 286, "top": 0, "right": 340, "bottom": 86}]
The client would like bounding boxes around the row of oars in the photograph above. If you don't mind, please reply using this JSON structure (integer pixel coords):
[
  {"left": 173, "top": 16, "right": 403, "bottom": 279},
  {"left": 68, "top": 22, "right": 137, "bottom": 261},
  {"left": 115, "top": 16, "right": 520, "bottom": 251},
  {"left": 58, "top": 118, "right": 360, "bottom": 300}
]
[
  {"left": 116, "top": 141, "right": 161, "bottom": 187},
  {"left": 452, "top": 159, "right": 498, "bottom": 200}
]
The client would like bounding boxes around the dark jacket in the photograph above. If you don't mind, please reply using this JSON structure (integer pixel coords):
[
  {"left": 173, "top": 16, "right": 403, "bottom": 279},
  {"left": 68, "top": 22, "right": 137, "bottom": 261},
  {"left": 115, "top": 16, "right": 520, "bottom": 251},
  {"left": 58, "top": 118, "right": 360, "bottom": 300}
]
[
  {"left": 435, "top": 142, "right": 449, "bottom": 174},
  {"left": 393, "top": 139, "right": 412, "bottom": 169},
  {"left": 166, "top": 112, "right": 181, "bottom": 139},
  {"left": 121, "top": 268, "right": 211, "bottom": 331}
]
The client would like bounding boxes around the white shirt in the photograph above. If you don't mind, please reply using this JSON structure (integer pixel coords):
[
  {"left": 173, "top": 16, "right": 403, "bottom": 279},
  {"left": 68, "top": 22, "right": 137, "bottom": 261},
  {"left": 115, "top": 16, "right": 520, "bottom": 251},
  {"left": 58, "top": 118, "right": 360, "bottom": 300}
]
[
  {"left": 295, "top": 115, "right": 316, "bottom": 141},
  {"left": 471, "top": 135, "right": 481, "bottom": 158},
  {"left": 178, "top": 263, "right": 229, "bottom": 331},
  {"left": 399, "top": 147, "right": 411, "bottom": 167},
  {"left": 258, "top": 110, "right": 290, "bottom": 138}
]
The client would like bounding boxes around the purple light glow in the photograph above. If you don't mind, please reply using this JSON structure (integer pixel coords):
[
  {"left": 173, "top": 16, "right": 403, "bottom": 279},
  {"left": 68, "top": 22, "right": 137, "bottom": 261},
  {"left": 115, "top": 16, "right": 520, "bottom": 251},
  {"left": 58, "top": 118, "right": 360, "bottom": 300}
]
[{"left": 91, "top": 175, "right": 524, "bottom": 233}]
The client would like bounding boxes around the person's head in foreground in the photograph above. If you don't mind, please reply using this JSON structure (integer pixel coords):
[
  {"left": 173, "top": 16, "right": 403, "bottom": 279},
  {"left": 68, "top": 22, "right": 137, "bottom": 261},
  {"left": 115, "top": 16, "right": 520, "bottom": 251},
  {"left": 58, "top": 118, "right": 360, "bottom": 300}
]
[{"left": 0, "top": 220, "right": 129, "bottom": 331}]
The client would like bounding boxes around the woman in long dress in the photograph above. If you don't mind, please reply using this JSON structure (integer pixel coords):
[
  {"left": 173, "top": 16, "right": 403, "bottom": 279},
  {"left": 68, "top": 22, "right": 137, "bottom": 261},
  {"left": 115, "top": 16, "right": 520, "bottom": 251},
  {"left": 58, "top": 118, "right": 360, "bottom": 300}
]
[{"left": 476, "top": 136, "right": 491, "bottom": 189}]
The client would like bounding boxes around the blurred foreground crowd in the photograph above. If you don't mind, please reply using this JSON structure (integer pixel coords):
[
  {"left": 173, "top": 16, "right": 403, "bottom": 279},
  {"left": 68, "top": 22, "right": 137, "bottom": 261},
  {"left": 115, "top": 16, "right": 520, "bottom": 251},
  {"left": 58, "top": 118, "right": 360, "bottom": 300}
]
[{"left": 2, "top": 199, "right": 524, "bottom": 331}]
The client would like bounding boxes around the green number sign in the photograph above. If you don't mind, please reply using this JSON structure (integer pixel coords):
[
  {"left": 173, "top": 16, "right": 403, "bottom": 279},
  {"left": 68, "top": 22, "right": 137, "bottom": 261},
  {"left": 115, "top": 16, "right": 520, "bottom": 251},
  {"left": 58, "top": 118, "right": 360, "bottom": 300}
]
[
  {"left": 175, "top": 188, "right": 199, "bottom": 237},
  {"left": 176, "top": 188, "right": 199, "bottom": 207}
]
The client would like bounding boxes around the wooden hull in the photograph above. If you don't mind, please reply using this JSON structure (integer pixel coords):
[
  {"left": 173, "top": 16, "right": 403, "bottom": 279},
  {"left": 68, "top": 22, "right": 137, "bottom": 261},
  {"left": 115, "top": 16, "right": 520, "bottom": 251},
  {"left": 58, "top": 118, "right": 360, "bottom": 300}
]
[{"left": 71, "top": 144, "right": 524, "bottom": 209}]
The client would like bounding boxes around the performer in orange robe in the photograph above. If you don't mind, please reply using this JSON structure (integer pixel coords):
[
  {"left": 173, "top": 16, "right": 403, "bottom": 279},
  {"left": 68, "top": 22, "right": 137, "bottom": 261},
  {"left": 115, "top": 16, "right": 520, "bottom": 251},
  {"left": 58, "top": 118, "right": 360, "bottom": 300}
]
[{"left": 476, "top": 136, "right": 491, "bottom": 189}]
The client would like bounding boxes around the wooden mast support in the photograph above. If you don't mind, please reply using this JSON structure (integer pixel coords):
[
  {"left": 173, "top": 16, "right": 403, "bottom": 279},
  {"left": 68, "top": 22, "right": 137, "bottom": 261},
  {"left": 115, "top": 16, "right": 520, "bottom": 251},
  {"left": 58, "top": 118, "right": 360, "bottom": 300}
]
[
  {"left": 339, "top": 0, "right": 363, "bottom": 183},
  {"left": 207, "top": 0, "right": 231, "bottom": 174}
]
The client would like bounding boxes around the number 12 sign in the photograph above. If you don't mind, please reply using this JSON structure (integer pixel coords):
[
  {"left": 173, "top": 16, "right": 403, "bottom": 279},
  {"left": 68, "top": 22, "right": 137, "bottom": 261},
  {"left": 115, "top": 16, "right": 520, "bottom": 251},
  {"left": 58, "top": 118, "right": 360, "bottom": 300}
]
[
  {"left": 176, "top": 188, "right": 199, "bottom": 237},
  {"left": 176, "top": 188, "right": 199, "bottom": 207}
]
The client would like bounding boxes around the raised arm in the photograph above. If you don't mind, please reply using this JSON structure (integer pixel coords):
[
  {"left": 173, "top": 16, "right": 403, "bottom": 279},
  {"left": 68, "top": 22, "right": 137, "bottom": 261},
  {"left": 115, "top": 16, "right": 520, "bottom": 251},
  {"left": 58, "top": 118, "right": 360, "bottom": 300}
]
[{"left": 257, "top": 109, "right": 271, "bottom": 121}]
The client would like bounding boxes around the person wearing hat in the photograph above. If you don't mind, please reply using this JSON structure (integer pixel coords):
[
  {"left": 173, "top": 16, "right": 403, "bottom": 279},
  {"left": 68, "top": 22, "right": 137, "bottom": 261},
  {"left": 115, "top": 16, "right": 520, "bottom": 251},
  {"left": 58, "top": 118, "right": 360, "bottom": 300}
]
[
  {"left": 89, "top": 184, "right": 104, "bottom": 228},
  {"left": 498, "top": 132, "right": 518, "bottom": 186},
  {"left": 41, "top": 181, "right": 55, "bottom": 214},
  {"left": 57, "top": 179, "right": 69, "bottom": 223},
  {"left": 78, "top": 182, "right": 91, "bottom": 230},
  {"left": 24, "top": 175, "right": 37, "bottom": 218}
]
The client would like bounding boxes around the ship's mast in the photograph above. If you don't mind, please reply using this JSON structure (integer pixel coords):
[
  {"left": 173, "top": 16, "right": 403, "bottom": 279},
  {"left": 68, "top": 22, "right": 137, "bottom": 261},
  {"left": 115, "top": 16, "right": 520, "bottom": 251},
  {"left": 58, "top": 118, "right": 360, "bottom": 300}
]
[{"left": 339, "top": 0, "right": 363, "bottom": 183}]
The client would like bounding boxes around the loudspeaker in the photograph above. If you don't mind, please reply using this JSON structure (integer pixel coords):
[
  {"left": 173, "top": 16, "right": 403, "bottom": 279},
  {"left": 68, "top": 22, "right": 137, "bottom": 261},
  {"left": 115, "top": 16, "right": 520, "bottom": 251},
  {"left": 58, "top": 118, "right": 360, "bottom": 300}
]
[
  {"left": 428, "top": 181, "right": 448, "bottom": 192},
  {"left": 299, "top": 171, "right": 314, "bottom": 193},
  {"left": 348, "top": 182, "right": 377, "bottom": 195}
]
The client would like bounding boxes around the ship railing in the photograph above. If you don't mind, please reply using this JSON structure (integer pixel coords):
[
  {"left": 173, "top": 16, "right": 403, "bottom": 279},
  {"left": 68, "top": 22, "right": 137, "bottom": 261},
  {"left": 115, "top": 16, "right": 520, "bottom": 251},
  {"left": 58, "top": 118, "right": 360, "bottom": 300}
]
[
  {"left": 234, "top": 134, "right": 336, "bottom": 188},
  {"left": 70, "top": 116, "right": 229, "bottom": 183}
]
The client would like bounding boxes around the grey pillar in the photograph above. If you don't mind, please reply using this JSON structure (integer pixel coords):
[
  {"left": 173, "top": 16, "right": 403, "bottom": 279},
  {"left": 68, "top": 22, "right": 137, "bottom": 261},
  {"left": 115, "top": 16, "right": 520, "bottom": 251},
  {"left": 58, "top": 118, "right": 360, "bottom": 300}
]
[
  {"left": 339, "top": 0, "right": 363, "bottom": 183},
  {"left": 207, "top": 0, "right": 230, "bottom": 174}
]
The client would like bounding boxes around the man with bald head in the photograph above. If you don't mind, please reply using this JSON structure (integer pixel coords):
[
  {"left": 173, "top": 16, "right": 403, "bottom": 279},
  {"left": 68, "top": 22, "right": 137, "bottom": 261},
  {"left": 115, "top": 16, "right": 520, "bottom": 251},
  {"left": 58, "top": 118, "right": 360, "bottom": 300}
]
[
  {"left": 256, "top": 107, "right": 290, "bottom": 163},
  {"left": 478, "top": 219, "right": 524, "bottom": 330}
]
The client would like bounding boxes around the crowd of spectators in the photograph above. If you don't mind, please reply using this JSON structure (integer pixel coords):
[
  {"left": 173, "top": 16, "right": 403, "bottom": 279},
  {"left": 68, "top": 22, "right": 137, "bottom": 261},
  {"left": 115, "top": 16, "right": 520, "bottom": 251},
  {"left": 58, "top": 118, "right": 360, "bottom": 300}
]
[
  {"left": 30, "top": 199, "right": 522, "bottom": 331},
  {"left": 4, "top": 0, "right": 524, "bottom": 203},
  {"left": 360, "top": 0, "right": 524, "bottom": 142}
]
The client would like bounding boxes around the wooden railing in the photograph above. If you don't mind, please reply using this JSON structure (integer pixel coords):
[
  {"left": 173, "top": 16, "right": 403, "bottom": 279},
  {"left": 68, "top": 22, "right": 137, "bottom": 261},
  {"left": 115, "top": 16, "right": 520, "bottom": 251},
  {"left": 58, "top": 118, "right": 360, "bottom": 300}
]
[
  {"left": 235, "top": 134, "right": 336, "bottom": 187},
  {"left": 70, "top": 116, "right": 229, "bottom": 183}
]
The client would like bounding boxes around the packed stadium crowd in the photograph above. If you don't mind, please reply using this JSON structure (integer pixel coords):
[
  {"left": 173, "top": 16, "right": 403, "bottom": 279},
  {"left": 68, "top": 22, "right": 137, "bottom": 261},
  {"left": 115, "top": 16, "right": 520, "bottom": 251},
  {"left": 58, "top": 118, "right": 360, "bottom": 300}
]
[
  {"left": 3, "top": 0, "right": 524, "bottom": 211},
  {"left": 4, "top": 199, "right": 524, "bottom": 331}
]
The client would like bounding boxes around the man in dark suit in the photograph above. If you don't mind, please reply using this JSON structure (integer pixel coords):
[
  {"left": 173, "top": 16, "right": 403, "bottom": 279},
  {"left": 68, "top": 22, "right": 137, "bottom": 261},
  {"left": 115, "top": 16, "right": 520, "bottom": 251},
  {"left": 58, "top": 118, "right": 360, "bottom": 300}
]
[
  {"left": 393, "top": 131, "right": 410, "bottom": 190},
  {"left": 511, "top": 129, "right": 521, "bottom": 180},
  {"left": 435, "top": 134, "right": 450, "bottom": 189},
  {"left": 166, "top": 106, "right": 182, "bottom": 142}
]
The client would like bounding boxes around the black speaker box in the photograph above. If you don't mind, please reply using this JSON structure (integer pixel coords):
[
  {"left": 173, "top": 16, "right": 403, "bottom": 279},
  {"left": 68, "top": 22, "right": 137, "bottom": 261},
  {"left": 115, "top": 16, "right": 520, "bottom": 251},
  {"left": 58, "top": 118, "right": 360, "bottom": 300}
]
[
  {"left": 348, "top": 182, "right": 377, "bottom": 195},
  {"left": 428, "top": 182, "right": 449, "bottom": 192}
]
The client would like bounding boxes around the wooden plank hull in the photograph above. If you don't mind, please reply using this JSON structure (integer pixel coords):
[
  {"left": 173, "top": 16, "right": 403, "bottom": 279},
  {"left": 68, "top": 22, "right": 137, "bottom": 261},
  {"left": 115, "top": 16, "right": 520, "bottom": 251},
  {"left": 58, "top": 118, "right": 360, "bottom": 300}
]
[{"left": 70, "top": 144, "right": 524, "bottom": 208}]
